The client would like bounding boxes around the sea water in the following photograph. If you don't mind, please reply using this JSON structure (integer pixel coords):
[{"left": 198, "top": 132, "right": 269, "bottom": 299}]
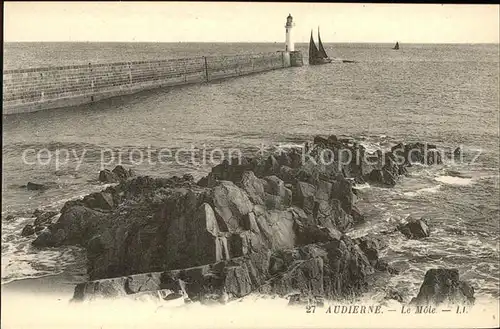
[{"left": 2, "top": 43, "right": 499, "bottom": 306}]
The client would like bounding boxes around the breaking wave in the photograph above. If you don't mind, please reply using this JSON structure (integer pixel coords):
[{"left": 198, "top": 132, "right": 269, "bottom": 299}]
[{"left": 435, "top": 175, "right": 474, "bottom": 186}]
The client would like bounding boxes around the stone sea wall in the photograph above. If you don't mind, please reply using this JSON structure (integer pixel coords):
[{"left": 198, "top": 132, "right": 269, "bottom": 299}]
[{"left": 3, "top": 51, "right": 299, "bottom": 115}]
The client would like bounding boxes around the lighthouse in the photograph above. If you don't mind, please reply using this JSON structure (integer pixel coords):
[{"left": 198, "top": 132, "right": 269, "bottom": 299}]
[{"left": 285, "top": 14, "right": 295, "bottom": 52}]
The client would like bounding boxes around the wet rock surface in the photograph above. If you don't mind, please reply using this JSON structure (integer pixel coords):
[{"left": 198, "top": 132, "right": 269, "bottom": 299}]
[
  {"left": 98, "top": 165, "right": 134, "bottom": 183},
  {"left": 397, "top": 216, "right": 431, "bottom": 239},
  {"left": 410, "top": 269, "right": 475, "bottom": 306},
  {"left": 27, "top": 137, "right": 448, "bottom": 302}
]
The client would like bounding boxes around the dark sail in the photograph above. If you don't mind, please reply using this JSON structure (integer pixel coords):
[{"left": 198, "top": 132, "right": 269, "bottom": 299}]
[
  {"left": 317, "top": 28, "right": 329, "bottom": 59},
  {"left": 309, "top": 29, "right": 332, "bottom": 65},
  {"left": 309, "top": 31, "right": 320, "bottom": 63},
  {"left": 393, "top": 42, "right": 399, "bottom": 50}
]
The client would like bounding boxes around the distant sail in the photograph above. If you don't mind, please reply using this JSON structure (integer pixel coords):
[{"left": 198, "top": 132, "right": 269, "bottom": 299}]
[
  {"left": 317, "top": 27, "right": 329, "bottom": 59},
  {"left": 393, "top": 42, "right": 399, "bottom": 50}
]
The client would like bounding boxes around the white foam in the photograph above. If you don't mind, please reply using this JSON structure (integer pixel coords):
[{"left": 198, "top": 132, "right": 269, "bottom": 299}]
[
  {"left": 353, "top": 183, "right": 371, "bottom": 190},
  {"left": 276, "top": 143, "right": 304, "bottom": 149},
  {"left": 403, "top": 185, "right": 441, "bottom": 197},
  {"left": 435, "top": 175, "right": 473, "bottom": 186}
]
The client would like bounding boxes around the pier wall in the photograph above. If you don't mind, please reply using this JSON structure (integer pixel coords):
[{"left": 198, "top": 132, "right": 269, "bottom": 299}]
[{"left": 3, "top": 51, "right": 296, "bottom": 115}]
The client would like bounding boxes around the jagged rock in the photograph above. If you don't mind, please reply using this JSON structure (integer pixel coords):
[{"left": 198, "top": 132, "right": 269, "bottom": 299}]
[
  {"left": 32, "top": 228, "right": 66, "bottom": 248},
  {"left": 26, "top": 182, "right": 49, "bottom": 191},
  {"left": 397, "top": 216, "right": 430, "bottom": 239},
  {"left": 212, "top": 181, "right": 253, "bottom": 231},
  {"left": 350, "top": 205, "right": 364, "bottom": 224},
  {"left": 294, "top": 181, "right": 316, "bottom": 214},
  {"left": 391, "top": 142, "right": 442, "bottom": 167},
  {"left": 34, "top": 211, "right": 58, "bottom": 226},
  {"left": 112, "top": 165, "right": 131, "bottom": 181},
  {"left": 354, "top": 235, "right": 383, "bottom": 266},
  {"left": 83, "top": 192, "right": 115, "bottom": 210},
  {"left": 99, "top": 165, "right": 134, "bottom": 183},
  {"left": 21, "top": 224, "right": 35, "bottom": 237},
  {"left": 375, "top": 259, "right": 399, "bottom": 274},
  {"left": 313, "top": 136, "right": 329, "bottom": 147},
  {"left": 99, "top": 169, "right": 119, "bottom": 183},
  {"left": 38, "top": 136, "right": 451, "bottom": 302},
  {"left": 288, "top": 293, "right": 310, "bottom": 306},
  {"left": 32, "top": 205, "right": 106, "bottom": 248},
  {"left": 197, "top": 172, "right": 217, "bottom": 188},
  {"left": 384, "top": 289, "right": 404, "bottom": 303},
  {"left": 34, "top": 225, "right": 46, "bottom": 233},
  {"left": 73, "top": 237, "right": 375, "bottom": 302},
  {"left": 410, "top": 269, "right": 475, "bottom": 306},
  {"left": 182, "top": 174, "right": 194, "bottom": 182}
]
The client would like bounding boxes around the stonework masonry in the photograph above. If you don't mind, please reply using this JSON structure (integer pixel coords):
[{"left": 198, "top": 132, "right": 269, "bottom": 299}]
[{"left": 3, "top": 51, "right": 301, "bottom": 114}]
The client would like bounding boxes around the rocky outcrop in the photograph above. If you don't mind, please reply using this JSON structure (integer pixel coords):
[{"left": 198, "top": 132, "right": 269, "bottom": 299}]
[
  {"left": 410, "top": 269, "right": 475, "bottom": 306},
  {"left": 397, "top": 216, "right": 430, "bottom": 239},
  {"left": 30, "top": 136, "right": 446, "bottom": 302},
  {"left": 20, "top": 210, "right": 59, "bottom": 238},
  {"left": 98, "top": 165, "right": 134, "bottom": 183},
  {"left": 21, "top": 224, "right": 35, "bottom": 237},
  {"left": 26, "top": 182, "right": 49, "bottom": 191},
  {"left": 73, "top": 235, "right": 374, "bottom": 303}
]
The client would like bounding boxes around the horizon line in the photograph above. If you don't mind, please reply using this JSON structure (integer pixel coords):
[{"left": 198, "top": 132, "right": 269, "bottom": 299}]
[{"left": 4, "top": 41, "right": 500, "bottom": 44}]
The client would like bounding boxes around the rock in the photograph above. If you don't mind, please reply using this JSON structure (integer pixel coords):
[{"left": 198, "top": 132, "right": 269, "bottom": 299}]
[
  {"left": 197, "top": 172, "right": 217, "bottom": 188},
  {"left": 287, "top": 294, "right": 324, "bottom": 308},
  {"left": 293, "top": 181, "right": 316, "bottom": 214},
  {"left": 35, "top": 205, "right": 106, "bottom": 247},
  {"left": 26, "top": 182, "right": 48, "bottom": 191},
  {"left": 34, "top": 225, "right": 46, "bottom": 233},
  {"left": 212, "top": 181, "right": 253, "bottom": 231},
  {"left": 32, "top": 229, "right": 66, "bottom": 247},
  {"left": 111, "top": 165, "right": 133, "bottom": 181},
  {"left": 34, "top": 211, "right": 58, "bottom": 226},
  {"left": 74, "top": 238, "right": 375, "bottom": 302},
  {"left": 384, "top": 289, "right": 404, "bottom": 303},
  {"left": 313, "top": 136, "right": 329, "bottom": 146},
  {"left": 99, "top": 169, "right": 119, "bottom": 183},
  {"left": 21, "top": 224, "right": 35, "bottom": 237},
  {"left": 350, "top": 205, "right": 364, "bottom": 224},
  {"left": 354, "top": 235, "right": 382, "bottom": 266},
  {"left": 83, "top": 192, "right": 115, "bottom": 210},
  {"left": 40, "top": 136, "right": 451, "bottom": 302},
  {"left": 182, "top": 174, "right": 194, "bottom": 182},
  {"left": 410, "top": 269, "right": 475, "bottom": 306},
  {"left": 4, "top": 214, "right": 15, "bottom": 222},
  {"left": 397, "top": 216, "right": 430, "bottom": 239},
  {"left": 375, "top": 259, "right": 399, "bottom": 274},
  {"left": 264, "top": 155, "right": 281, "bottom": 176},
  {"left": 288, "top": 293, "right": 309, "bottom": 306}
]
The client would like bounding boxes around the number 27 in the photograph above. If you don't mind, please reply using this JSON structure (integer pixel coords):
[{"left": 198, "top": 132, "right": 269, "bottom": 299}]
[{"left": 306, "top": 305, "right": 316, "bottom": 313}]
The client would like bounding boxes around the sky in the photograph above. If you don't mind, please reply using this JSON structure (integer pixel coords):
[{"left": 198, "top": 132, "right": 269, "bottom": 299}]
[{"left": 4, "top": 2, "right": 500, "bottom": 43}]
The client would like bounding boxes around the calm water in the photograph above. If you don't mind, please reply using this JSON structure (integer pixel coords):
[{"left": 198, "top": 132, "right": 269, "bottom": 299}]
[{"left": 2, "top": 42, "right": 499, "bottom": 301}]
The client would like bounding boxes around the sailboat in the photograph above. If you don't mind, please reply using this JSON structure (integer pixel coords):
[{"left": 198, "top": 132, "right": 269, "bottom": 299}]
[
  {"left": 392, "top": 42, "right": 400, "bottom": 50},
  {"left": 309, "top": 28, "right": 332, "bottom": 65}
]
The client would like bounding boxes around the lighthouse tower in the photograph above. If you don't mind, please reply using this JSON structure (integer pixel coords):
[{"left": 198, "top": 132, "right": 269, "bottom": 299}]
[{"left": 285, "top": 14, "right": 295, "bottom": 52}]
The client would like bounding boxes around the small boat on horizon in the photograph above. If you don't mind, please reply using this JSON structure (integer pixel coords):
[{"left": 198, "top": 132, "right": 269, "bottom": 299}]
[{"left": 392, "top": 41, "right": 400, "bottom": 50}]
